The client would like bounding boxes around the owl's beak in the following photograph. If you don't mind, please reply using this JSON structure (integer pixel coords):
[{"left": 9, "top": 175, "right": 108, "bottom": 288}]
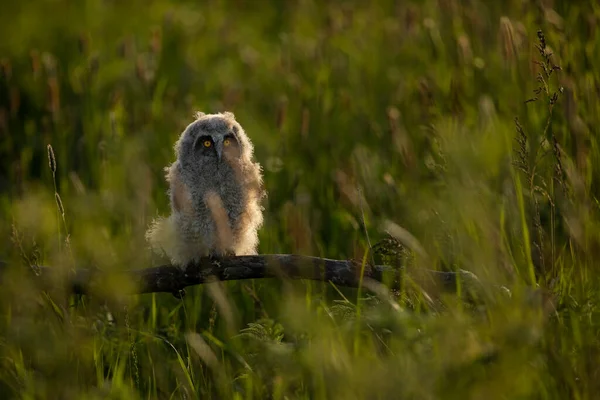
[{"left": 215, "top": 139, "right": 223, "bottom": 163}]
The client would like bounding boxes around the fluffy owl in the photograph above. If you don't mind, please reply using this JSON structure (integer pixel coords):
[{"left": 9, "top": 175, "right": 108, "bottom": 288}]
[{"left": 146, "top": 111, "right": 265, "bottom": 268}]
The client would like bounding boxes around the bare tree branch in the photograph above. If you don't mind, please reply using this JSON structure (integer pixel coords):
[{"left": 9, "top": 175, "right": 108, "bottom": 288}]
[{"left": 32, "top": 254, "right": 469, "bottom": 296}]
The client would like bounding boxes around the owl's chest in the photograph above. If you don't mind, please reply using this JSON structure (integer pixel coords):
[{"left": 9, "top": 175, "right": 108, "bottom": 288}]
[{"left": 188, "top": 167, "right": 245, "bottom": 222}]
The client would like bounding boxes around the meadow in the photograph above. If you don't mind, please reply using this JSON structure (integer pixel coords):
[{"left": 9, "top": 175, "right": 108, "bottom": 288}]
[{"left": 1, "top": 0, "right": 600, "bottom": 398}]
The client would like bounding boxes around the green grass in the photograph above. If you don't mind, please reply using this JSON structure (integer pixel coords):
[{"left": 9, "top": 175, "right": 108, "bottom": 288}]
[{"left": 1, "top": 0, "right": 600, "bottom": 398}]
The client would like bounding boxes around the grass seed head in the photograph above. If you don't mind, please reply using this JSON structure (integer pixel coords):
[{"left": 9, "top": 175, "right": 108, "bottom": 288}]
[{"left": 47, "top": 144, "right": 56, "bottom": 174}]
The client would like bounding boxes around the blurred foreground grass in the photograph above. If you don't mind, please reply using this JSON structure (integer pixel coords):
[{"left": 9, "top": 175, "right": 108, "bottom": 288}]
[{"left": 1, "top": 0, "right": 600, "bottom": 398}]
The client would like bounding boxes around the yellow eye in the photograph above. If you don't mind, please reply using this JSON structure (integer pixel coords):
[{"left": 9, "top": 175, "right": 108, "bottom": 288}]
[
  {"left": 203, "top": 140, "right": 211, "bottom": 147},
  {"left": 223, "top": 138, "right": 231, "bottom": 147}
]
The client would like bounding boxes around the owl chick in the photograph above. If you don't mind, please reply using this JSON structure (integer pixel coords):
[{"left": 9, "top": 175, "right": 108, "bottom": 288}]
[{"left": 146, "top": 111, "right": 265, "bottom": 268}]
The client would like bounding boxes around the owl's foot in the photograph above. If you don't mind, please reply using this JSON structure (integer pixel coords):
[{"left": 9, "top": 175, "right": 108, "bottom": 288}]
[
  {"left": 207, "top": 249, "right": 235, "bottom": 260},
  {"left": 222, "top": 249, "right": 235, "bottom": 257}
]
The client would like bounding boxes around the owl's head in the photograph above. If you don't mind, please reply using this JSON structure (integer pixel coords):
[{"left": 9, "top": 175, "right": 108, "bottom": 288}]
[{"left": 175, "top": 111, "right": 255, "bottom": 170}]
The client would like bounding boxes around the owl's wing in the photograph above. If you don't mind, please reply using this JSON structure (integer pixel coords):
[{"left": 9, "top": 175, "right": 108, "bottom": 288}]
[
  {"left": 166, "top": 162, "right": 193, "bottom": 215},
  {"left": 229, "top": 157, "right": 265, "bottom": 201}
]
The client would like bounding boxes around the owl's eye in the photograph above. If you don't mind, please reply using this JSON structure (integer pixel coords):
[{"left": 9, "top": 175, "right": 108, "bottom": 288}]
[
  {"left": 223, "top": 138, "right": 231, "bottom": 147},
  {"left": 203, "top": 140, "right": 212, "bottom": 148}
]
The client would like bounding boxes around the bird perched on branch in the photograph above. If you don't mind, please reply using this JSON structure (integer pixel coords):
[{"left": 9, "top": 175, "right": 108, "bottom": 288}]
[{"left": 146, "top": 111, "right": 266, "bottom": 268}]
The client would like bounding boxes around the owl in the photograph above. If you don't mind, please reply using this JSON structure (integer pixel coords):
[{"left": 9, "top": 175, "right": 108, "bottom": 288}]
[{"left": 146, "top": 111, "right": 265, "bottom": 268}]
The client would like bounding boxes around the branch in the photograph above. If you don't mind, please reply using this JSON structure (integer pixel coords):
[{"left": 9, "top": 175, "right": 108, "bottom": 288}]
[{"left": 32, "top": 255, "right": 471, "bottom": 296}]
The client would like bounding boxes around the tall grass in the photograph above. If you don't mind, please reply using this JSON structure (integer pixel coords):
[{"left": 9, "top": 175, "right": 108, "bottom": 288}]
[{"left": 1, "top": 1, "right": 600, "bottom": 398}]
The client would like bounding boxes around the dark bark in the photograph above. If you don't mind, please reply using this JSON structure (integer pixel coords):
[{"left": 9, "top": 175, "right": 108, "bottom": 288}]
[{"left": 31, "top": 254, "right": 467, "bottom": 296}]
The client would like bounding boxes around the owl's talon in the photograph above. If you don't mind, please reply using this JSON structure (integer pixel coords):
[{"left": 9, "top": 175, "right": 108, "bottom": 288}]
[{"left": 207, "top": 250, "right": 235, "bottom": 260}]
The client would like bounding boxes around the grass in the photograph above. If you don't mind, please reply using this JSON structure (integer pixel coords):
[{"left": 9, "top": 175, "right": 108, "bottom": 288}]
[{"left": 1, "top": 0, "right": 600, "bottom": 398}]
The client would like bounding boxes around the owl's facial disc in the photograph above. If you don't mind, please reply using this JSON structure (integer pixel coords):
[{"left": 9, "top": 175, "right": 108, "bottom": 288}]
[
  {"left": 193, "top": 135, "right": 215, "bottom": 160},
  {"left": 215, "top": 134, "right": 240, "bottom": 163},
  {"left": 193, "top": 132, "right": 239, "bottom": 164}
]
